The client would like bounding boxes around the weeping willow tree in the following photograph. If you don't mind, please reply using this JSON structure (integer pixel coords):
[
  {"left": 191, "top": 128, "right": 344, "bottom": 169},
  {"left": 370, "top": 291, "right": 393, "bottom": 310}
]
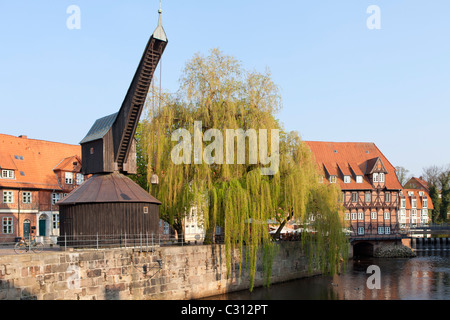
[{"left": 141, "top": 48, "right": 348, "bottom": 291}]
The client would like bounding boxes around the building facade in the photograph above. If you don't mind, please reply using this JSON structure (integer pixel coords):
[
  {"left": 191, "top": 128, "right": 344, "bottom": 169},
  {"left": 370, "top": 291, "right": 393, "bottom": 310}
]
[
  {"left": 399, "top": 189, "right": 434, "bottom": 228},
  {"left": 305, "top": 141, "right": 404, "bottom": 240},
  {"left": 0, "top": 134, "right": 85, "bottom": 243}
]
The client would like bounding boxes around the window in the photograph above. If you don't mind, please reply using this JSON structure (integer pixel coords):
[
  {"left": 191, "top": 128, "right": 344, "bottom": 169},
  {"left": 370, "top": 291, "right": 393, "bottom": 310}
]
[
  {"left": 65, "top": 172, "right": 73, "bottom": 184},
  {"left": 378, "top": 227, "right": 384, "bottom": 235},
  {"left": 351, "top": 212, "right": 357, "bottom": 220},
  {"left": 373, "top": 173, "right": 379, "bottom": 182},
  {"left": 1, "top": 170, "right": 15, "bottom": 179},
  {"left": 163, "top": 221, "right": 170, "bottom": 235},
  {"left": 422, "top": 209, "right": 428, "bottom": 217},
  {"left": 356, "top": 176, "right": 363, "bottom": 183},
  {"left": 344, "top": 176, "right": 351, "bottom": 183},
  {"left": 352, "top": 192, "right": 358, "bottom": 203},
  {"left": 329, "top": 175, "right": 337, "bottom": 183},
  {"left": 22, "top": 192, "right": 32, "bottom": 204},
  {"left": 423, "top": 199, "right": 428, "bottom": 208},
  {"left": 411, "top": 209, "right": 417, "bottom": 217},
  {"left": 345, "top": 212, "right": 350, "bottom": 220},
  {"left": 365, "top": 192, "right": 371, "bottom": 203},
  {"left": 379, "top": 173, "right": 385, "bottom": 183},
  {"left": 52, "top": 213, "right": 59, "bottom": 229},
  {"left": 384, "top": 211, "right": 390, "bottom": 220},
  {"left": 385, "top": 192, "right": 391, "bottom": 203},
  {"left": 419, "top": 191, "right": 424, "bottom": 197},
  {"left": 412, "top": 199, "right": 417, "bottom": 208},
  {"left": 385, "top": 227, "right": 391, "bottom": 235},
  {"left": 2, "top": 217, "right": 13, "bottom": 234},
  {"left": 358, "top": 227, "right": 365, "bottom": 235},
  {"left": 52, "top": 193, "right": 61, "bottom": 205},
  {"left": 3, "top": 191, "right": 13, "bottom": 203},
  {"left": 401, "top": 199, "right": 406, "bottom": 208},
  {"left": 371, "top": 212, "right": 377, "bottom": 220},
  {"left": 358, "top": 212, "right": 364, "bottom": 221},
  {"left": 76, "top": 173, "right": 85, "bottom": 185}
]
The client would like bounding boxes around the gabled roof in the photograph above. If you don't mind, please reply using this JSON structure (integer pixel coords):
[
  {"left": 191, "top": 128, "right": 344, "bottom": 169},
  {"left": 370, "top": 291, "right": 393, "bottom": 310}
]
[
  {"left": 365, "top": 157, "right": 388, "bottom": 174},
  {"left": 405, "top": 177, "right": 429, "bottom": 192},
  {"left": 79, "top": 112, "right": 118, "bottom": 144},
  {"left": 304, "top": 141, "right": 402, "bottom": 190},
  {"left": 0, "top": 134, "right": 81, "bottom": 190},
  {"left": 53, "top": 155, "right": 82, "bottom": 172}
]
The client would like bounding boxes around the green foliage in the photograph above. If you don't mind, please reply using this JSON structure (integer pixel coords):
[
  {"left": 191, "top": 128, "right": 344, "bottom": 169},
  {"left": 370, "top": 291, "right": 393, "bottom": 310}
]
[{"left": 141, "top": 48, "right": 348, "bottom": 291}]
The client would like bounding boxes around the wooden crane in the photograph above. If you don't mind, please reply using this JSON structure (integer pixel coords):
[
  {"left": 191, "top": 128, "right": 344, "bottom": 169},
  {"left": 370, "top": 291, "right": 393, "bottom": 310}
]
[{"left": 80, "top": 9, "right": 168, "bottom": 175}]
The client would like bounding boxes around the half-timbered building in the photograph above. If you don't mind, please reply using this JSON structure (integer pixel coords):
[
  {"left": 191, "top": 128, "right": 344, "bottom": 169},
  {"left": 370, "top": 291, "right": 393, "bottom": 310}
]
[{"left": 304, "top": 141, "right": 404, "bottom": 240}]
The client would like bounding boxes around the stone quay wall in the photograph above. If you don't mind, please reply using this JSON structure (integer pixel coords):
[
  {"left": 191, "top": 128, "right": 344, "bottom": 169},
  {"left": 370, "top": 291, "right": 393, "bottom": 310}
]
[{"left": 0, "top": 242, "right": 316, "bottom": 300}]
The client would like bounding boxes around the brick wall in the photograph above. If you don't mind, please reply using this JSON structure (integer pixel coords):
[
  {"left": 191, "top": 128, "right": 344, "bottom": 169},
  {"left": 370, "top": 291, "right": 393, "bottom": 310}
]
[{"left": 0, "top": 242, "right": 315, "bottom": 300}]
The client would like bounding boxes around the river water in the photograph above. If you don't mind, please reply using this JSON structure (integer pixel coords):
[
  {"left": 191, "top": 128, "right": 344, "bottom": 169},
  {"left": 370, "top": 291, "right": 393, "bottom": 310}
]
[{"left": 205, "top": 251, "right": 450, "bottom": 300}]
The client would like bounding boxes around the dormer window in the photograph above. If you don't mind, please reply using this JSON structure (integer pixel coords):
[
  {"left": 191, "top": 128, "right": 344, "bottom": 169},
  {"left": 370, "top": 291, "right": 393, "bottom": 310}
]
[
  {"left": 65, "top": 172, "right": 73, "bottom": 184},
  {"left": 329, "top": 175, "right": 337, "bottom": 183},
  {"left": 1, "top": 170, "right": 15, "bottom": 179},
  {"left": 419, "top": 191, "right": 424, "bottom": 197},
  {"left": 373, "top": 173, "right": 379, "bottom": 182},
  {"left": 412, "top": 199, "right": 417, "bottom": 208},
  {"left": 356, "top": 176, "right": 363, "bottom": 183},
  {"left": 423, "top": 199, "right": 428, "bottom": 208},
  {"left": 343, "top": 175, "right": 351, "bottom": 183},
  {"left": 379, "top": 173, "right": 385, "bottom": 182}
]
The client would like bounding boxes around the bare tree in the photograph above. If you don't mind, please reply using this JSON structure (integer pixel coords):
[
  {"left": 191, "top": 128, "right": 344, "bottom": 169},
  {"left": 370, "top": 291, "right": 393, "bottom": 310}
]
[{"left": 395, "top": 166, "right": 411, "bottom": 187}]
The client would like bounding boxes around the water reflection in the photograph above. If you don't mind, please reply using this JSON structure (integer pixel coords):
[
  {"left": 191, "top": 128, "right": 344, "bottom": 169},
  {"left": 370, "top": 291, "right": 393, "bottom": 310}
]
[{"left": 204, "top": 251, "right": 450, "bottom": 300}]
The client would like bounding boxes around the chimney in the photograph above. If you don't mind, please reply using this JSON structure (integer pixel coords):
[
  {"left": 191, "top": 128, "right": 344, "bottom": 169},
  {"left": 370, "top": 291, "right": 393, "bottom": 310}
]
[{"left": 19, "top": 135, "right": 27, "bottom": 139}]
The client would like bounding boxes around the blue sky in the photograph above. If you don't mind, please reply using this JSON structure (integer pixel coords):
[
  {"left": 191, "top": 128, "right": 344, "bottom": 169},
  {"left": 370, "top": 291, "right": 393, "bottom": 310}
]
[{"left": 1, "top": 1, "right": 449, "bottom": 177}]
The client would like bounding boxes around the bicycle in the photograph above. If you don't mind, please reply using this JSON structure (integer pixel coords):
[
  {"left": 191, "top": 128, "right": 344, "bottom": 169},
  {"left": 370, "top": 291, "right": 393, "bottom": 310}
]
[{"left": 14, "top": 237, "right": 44, "bottom": 254}]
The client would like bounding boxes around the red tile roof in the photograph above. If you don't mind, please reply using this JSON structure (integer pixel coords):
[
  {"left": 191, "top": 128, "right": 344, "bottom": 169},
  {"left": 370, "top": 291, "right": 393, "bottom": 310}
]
[
  {"left": 0, "top": 134, "right": 81, "bottom": 190},
  {"left": 304, "top": 141, "right": 403, "bottom": 190},
  {"left": 402, "top": 189, "right": 434, "bottom": 210}
]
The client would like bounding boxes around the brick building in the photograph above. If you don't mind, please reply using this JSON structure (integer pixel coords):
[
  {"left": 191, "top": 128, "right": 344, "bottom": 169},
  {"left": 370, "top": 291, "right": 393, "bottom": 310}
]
[
  {"left": 0, "top": 134, "right": 85, "bottom": 243},
  {"left": 399, "top": 189, "right": 433, "bottom": 228},
  {"left": 304, "top": 141, "right": 403, "bottom": 239}
]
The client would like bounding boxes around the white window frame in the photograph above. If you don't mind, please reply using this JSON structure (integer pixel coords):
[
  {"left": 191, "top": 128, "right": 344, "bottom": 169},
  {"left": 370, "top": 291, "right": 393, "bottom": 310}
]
[
  {"left": 76, "top": 173, "right": 85, "bottom": 185},
  {"left": 3, "top": 191, "right": 13, "bottom": 204},
  {"left": 1, "top": 170, "right": 15, "bottom": 179},
  {"left": 356, "top": 176, "right": 363, "bottom": 183},
  {"left": 344, "top": 175, "right": 351, "bottom": 183},
  {"left": 22, "top": 192, "right": 32, "bottom": 204},
  {"left": 412, "top": 199, "right": 417, "bottom": 208},
  {"left": 65, "top": 172, "right": 73, "bottom": 184},
  {"left": 365, "top": 192, "right": 371, "bottom": 203},
  {"left": 2, "top": 217, "right": 13, "bottom": 234},
  {"left": 379, "top": 173, "right": 385, "bottom": 183},
  {"left": 378, "top": 227, "right": 384, "bottom": 235},
  {"left": 384, "top": 211, "right": 390, "bottom": 220},
  {"left": 358, "top": 212, "right": 364, "bottom": 221},
  {"left": 351, "top": 192, "right": 358, "bottom": 203},
  {"left": 411, "top": 209, "right": 417, "bottom": 218},
  {"left": 423, "top": 199, "right": 428, "bottom": 208},
  {"left": 358, "top": 227, "right": 365, "bottom": 235},
  {"left": 351, "top": 212, "right": 357, "bottom": 220},
  {"left": 371, "top": 212, "right": 377, "bottom": 220},
  {"left": 345, "top": 212, "right": 350, "bottom": 220},
  {"left": 401, "top": 199, "right": 406, "bottom": 208},
  {"left": 373, "top": 173, "right": 379, "bottom": 182},
  {"left": 52, "top": 193, "right": 61, "bottom": 205},
  {"left": 385, "top": 227, "right": 391, "bottom": 234},
  {"left": 52, "top": 213, "right": 59, "bottom": 229},
  {"left": 385, "top": 192, "right": 391, "bottom": 203},
  {"left": 329, "top": 175, "right": 337, "bottom": 184}
]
